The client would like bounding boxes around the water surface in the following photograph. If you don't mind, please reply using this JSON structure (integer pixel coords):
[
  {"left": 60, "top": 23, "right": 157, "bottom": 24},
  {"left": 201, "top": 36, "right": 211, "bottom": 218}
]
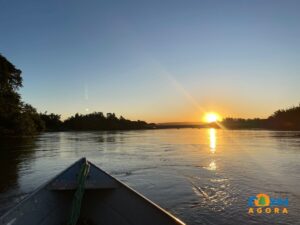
[{"left": 0, "top": 129, "right": 299, "bottom": 224}]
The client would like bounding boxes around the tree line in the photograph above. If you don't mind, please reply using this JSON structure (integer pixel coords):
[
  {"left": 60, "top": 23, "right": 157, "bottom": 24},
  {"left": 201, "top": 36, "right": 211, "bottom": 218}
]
[
  {"left": 40, "top": 112, "right": 153, "bottom": 131},
  {"left": 0, "top": 54, "right": 152, "bottom": 136},
  {"left": 1, "top": 53, "right": 300, "bottom": 136},
  {"left": 221, "top": 105, "right": 300, "bottom": 130},
  {"left": 0, "top": 54, "right": 44, "bottom": 136}
]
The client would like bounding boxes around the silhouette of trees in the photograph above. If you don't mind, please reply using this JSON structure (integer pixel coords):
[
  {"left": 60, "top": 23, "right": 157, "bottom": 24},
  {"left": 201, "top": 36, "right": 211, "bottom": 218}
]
[
  {"left": 0, "top": 54, "right": 44, "bottom": 136},
  {"left": 221, "top": 118, "right": 267, "bottom": 129},
  {"left": 39, "top": 112, "right": 63, "bottom": 131},
  {"left": 267, "top": 104, "right": 300, "bottom": 130},
  {"left": 221, "top": 105, "right": 300, "bottom": 130},
  {"left": 0, "top": 51, "right": 151, "bottom": 134},
  {"left": 1, "top": 53, "right": 300, "bottom": 134},
  {"left": 63, "top": 112, "right": 150, "bottom": 131},
  {"left": 37, "top": 112, "right": 151, "bottom": 131}
]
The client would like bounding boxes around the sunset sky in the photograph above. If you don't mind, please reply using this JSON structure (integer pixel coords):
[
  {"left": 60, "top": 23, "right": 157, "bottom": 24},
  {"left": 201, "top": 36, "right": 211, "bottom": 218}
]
[{"left": 1, "top": 0, "right": 299, "bottom": 123}]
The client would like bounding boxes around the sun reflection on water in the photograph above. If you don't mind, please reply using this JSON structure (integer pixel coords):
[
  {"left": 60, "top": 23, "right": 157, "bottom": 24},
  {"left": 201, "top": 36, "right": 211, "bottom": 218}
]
[
  {"left": 208, "top": 128, "right": 217, "bottom": 170},
  {"left": 207, "top": 160, "right": 217, "bottom": 171},
  {"left": 209, "top": 128, "right": 216, "bottom": 153}
]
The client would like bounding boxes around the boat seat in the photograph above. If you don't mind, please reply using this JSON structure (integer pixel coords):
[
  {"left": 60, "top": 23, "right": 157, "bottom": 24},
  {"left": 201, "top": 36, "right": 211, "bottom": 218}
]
[
  {"left": 48, "top": 180, "right": 119, "bottom": 190},
  {"left": 48, "top": 160, "right": 119, "bottom": 190}
]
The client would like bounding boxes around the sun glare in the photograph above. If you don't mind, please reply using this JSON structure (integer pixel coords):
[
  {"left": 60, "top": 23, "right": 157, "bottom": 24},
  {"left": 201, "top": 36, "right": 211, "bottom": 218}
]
[{"left": 204, "top": 113, "right": 221, "bottom": 123}]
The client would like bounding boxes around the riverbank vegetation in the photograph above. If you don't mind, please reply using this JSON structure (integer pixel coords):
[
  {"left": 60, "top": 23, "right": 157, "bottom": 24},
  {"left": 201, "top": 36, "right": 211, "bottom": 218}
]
[
  {"left": 221, "top": 105, "right": 300, "bottom": 130},
  {"left": 1, "top": 54, "right": 300, "bottom": 136},
  {"left": 40, "top": 112, "right": 153, "bottom": 131},
  {"left": 0, "top": 54, "right": 44, "bottom": 136},
  {"left": 0, "top": 54, "right": 152, "bottom": 136}
]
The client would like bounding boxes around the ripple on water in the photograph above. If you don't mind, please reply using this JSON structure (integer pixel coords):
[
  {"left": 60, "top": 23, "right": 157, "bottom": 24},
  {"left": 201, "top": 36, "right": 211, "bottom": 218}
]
[
  {"left": 0, "top": 129, "right": 299, "bottom": 225},
  {"left": 184, "top": 171, "right": 237, "bottom": 215}
]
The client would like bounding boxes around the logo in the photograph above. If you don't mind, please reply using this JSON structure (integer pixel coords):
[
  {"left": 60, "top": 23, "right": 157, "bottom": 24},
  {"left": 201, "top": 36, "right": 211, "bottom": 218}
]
[{"left": 247, "top": 193, "right": 288, "bottom": 214}]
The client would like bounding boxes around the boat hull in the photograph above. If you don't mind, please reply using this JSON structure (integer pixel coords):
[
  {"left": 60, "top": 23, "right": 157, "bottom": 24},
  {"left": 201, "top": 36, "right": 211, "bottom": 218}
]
[{"left": 0, "top": 158, "right": 185, "bottom": 225}]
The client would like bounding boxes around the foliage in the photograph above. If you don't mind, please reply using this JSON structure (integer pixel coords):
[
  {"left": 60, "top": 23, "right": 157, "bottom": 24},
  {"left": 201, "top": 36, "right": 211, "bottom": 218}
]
[
  {"left": 39, "top": 112, "right": 63, "bottom": 131},
  {"left": 267, "top": 104, "right": 300, "bottom": 130},
  {"left": 221, "top": 118, "right": 267, "bottom": 129},
  {"left": 0, "top": 53, "right": 150, "bottom": 134},
  {"left": 63, "top": 112, "right": 150, "bottom": 130},
  {"left": 0, "top": 54, "right": 44, "bottom": 136},
  {"left": 1, "top": 53, "right": 300, "bottom": 133},
  {"left": 222, "top": 104, "right": 300, "bottom": 130},
  {"left": 39, "top": 111, "right": 150, "bottom": 131}
]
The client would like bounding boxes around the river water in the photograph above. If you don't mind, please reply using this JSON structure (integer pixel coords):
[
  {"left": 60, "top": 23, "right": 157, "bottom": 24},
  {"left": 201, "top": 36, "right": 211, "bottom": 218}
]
[{"left": 0, "top": 129, "right": 299, "bottom": 224}]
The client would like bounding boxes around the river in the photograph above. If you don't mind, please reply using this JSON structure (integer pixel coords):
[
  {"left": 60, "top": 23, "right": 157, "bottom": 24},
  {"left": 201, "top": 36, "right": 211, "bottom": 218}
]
[{"left": 0, "top": 129, "right": 299, "bottom": 224}]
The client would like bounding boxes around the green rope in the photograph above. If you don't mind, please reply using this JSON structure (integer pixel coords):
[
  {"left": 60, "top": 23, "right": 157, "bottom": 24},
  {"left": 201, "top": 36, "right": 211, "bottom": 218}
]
[{"left": 67, "top": 161, "right": 90, "bottom": 225}]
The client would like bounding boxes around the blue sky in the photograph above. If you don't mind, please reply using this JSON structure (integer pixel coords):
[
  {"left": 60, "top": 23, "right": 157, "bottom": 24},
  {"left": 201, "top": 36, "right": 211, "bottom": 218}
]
[{"left": 1, "top": 0, "right": 299, "bottom": 122}]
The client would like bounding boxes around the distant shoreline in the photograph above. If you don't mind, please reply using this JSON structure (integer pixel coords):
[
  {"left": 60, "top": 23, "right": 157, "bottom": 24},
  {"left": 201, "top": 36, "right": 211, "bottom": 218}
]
[
  {"left": 2, "top": 126, "right": 300, "bottom": 139},
  {"left": 43, "top": 125, "right": 300, "bottom": 132},
  {"left": 1, "top": 53, "right": 300, "bottom": 137}
]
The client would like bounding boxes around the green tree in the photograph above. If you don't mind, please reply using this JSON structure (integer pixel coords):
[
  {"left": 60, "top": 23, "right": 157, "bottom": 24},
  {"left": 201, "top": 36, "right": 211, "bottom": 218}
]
[
  {"left": 39, "top": 112, "right": 62, "bottom": 131},
  {"left": 0, "top": 54, "right": 44, "bottom": 136},
  {"left": 267, "top": 104, "right": 300, "bottom": 130}
]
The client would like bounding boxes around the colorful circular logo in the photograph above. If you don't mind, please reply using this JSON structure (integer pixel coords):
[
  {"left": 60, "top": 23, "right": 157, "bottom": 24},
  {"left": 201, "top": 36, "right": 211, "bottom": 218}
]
[{"left": 254, "top": 193, "right": 270, "bottom": 207}]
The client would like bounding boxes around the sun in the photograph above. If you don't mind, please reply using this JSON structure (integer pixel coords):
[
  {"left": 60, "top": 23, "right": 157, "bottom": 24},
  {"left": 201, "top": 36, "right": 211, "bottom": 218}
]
[{"left": 204, "top": 113, "right": 221, "bottom": 123}]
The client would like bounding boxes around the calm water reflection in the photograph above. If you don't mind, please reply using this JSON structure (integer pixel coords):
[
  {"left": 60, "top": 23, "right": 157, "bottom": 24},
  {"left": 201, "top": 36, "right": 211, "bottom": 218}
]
[
  {"left": 0, "top": 129, "right": 299, "bottom": 225},
  {"left": 209, "top": 128, "right": 216, "bottom": 153}
]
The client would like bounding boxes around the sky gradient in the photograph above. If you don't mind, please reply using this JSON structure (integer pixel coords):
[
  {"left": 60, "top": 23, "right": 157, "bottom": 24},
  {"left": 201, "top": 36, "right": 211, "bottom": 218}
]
[{"left": 1, "top": 0, "right": 299, "bottom": 122}]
